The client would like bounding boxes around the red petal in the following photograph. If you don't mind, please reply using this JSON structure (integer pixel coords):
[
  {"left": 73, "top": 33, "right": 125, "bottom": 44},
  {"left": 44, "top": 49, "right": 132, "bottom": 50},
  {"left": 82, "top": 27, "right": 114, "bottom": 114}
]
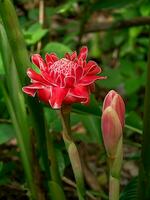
[
  {"left": 27, "top": 68, "right": 50, "bottom": 85},
  {"left": 102, "top": 90, "right": 117, "bottom": 111},
  {"left": 37, "top": 88, "right": 51, "bottom": 104},
  {"left": 64, "top": 76, "right": 75, "bottom": 88},
  {"left": 70, "top": 51, "right": 77, "bottom": 60},
  {"left": 64, "top": 95, "right": 86, "bottom": 104},
  {"left": 41, "top": 71, "right": 57, "bottom": 86},
  {"left": 45, "top": 53, "right": 58, "bottom": 66},
  {"left": 65, "top": 53, "right": 70, "bottom": 60},
  {"left": 22, "top": 83, "right": 44, "bottom": 96},
  {"left": 49, "top": 87, "right": 69, "bottom": 109},
  {"left": 79, "top": 75, "right": 106, "bottom": 86},
  {"left": 77, "top": 58, "right": 84, "bottom": 67},
  {"left": 56, "top": 75, "right": 62, "bottom": 87},
  {"left": 75, "top": 66, "right": 83, "bottom": 82},
  {"left": 69, "top": 86, "right": 90, "bottom": 104},
  {"left": 31, "top": 54, "right": 47, "bottom": 71},
  {"left": 84, "top": 61, "right": 101, "bottom": 76},
  {"left": 65, "top": 51, "right": 77, "bottom": 61},
  {"left": 78, "top": 46, "right": 88, "bottom": 60}
]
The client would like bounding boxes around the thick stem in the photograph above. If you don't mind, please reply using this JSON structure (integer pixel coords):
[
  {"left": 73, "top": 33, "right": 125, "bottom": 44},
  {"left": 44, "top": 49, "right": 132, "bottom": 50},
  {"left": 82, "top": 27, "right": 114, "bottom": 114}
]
[
  {"left": 108, "top": 138, "right": 123, "bottom": 200},
  {"left": 60, "top": 105, "right": 85, "bottom": 200},
  {"left": 138, "top": 35, "right": 150, "bottom": 200},
  {"left": 109, "top": 176, "right": 120, "bottom": 200}
]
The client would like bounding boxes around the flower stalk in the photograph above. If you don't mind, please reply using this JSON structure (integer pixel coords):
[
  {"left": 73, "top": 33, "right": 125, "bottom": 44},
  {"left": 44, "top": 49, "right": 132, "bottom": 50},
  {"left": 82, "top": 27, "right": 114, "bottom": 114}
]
[
  {"left": 60, "top": 105, "right": 85, "bottom": 200},
  {"left": 101, "top": 90, "right": 125, "bottom": 200},
  {"left": 108, "top": 138, "right": 123, "bottom": 200}
]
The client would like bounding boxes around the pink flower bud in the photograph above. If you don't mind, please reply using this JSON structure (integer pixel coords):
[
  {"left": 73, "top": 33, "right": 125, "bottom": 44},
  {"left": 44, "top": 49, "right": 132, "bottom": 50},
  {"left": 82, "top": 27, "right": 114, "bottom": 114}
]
[{"left": 101, "top": 90, "right": 125, "bottom": 157}]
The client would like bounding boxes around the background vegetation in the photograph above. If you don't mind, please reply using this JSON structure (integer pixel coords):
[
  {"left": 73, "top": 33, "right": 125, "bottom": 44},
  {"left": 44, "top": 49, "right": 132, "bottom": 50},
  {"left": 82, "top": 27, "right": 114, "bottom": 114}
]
[{"left": 0, "top": 0, "right": 150, "bottom": 199}]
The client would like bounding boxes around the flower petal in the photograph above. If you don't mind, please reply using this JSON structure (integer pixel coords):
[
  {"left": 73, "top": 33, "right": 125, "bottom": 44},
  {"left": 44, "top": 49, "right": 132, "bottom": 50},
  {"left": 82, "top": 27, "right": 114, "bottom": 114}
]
[
  {"left": 31, "top": 54, "right": 47, "bottom": 71},
  {"left": 101, "top": 106, "right": 122, "bottom": 156},
  {"left": 45, "top": 53, "right": 58, "bottom": 66},
  {"left": 102, "top": 90, "right": 116, "bottom": 112},
  {"left": 75, "top": 66, "right": 83, "bottom": 82},
  {"left": 65, "top": 51, "right": 77, "bottom": 61},
  {"left": 27, "top": 68, "right": 50, "bottom": 85},
  {"left": 37, "top": 88, "right": 51, "bottom": 104},
  {"left": 69, "top": 86, "right": 90, "bottom": 104},
  {"left": 78, "top": 46, "right": 88, "bottom": 60},
  {"left": 84, "top": 61, "right": 101, "bottom": 76},
  {"left": 79, "top": 75, "right": 106, "bottom": 86},
  {"left": 22, "top": 83, "right": 44, "bottom": 96},
  {"left": 64, "top": 76, "right": 75, "bottom": 88},
  {"left": 41, "top": 71, "right": 57, "bottom": 86},
  {"left": 49, "top": 87, "right": 69, "bottom": 109},
  {"left": 56, "top": 74, "right": 65, "bottom": 87}
]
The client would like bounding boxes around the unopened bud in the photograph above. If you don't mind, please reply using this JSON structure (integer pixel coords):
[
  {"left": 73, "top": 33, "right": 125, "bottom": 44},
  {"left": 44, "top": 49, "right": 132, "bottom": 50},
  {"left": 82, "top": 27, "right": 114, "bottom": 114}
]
[{"left": 101, "top": 90, "right": 125, "bottom": 157}]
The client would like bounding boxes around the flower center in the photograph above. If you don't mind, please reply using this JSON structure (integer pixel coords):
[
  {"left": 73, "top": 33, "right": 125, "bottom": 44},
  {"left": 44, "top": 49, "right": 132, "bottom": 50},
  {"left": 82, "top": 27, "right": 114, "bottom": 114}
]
[{"left": 50, "top": 58, "right": 76, "bottom": 76}]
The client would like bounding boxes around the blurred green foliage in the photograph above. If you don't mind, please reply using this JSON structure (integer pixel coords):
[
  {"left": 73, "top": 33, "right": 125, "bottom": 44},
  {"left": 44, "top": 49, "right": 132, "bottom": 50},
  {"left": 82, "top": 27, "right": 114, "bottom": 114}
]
[{"left": 0, "top": 0, "right": 150, "bottom": 199}]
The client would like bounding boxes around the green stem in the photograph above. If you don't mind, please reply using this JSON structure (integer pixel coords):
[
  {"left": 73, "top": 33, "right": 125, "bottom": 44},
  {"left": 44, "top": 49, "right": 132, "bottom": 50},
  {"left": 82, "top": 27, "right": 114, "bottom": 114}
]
[
  {"left": 138, "top": 35, "right": 150, "bottom": 200},
  {"left": 0, "top": 23, "right": 46, "bottom": 200},
  {"left": 108, "top": 138, "right": 123, "bottom": 200},
  {"left": 0, "top": 0, "right": 50, "bottom": 191},
  {"left": 109, "top": 176, "right": 120, "bottom": 200},
  {"left": 45, "top": 124, "right": 66, "bottom": 200},
  {"left": 60, "top": 105, "right": 85, "bottom": 200},
  {"left": 0, "top": 0, "right": 29, "bottom": 82},
  {"left": 0, "top": 84, "right": 38, "bottom": 200}
]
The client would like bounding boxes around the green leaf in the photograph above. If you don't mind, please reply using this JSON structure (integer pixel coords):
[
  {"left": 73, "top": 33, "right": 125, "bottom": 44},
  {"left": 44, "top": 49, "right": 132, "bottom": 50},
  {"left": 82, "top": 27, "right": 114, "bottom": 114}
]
[
  {"left": 0, "top": 162, "right": 11, "bottom": 185},
  {"left": 119, "top": 59, "right": 135, "bottom": 77},
  {"left": 140, "top": 0, "right": 150, "bottom": 16},
  {"left": 42, "top": 42, "right": 72, "bottom": 58},
  {"left": 0, "top": 53, "right": 5, "bottom": 75},
  {"left": 44, "top": 107, "right": 62, "bottom": 132},
  {"left": 80, "top": 115, "right": 102, "bottom": 144},
  {"left": 72, "top": 95, "right": 101, "bottom": 117},
  {"left": 120, "top": 177, "right": 138, "bottom": 200},
  {"left": 98, "top": 68, "right": 122, "bottom": 89},
  {"left": 0, "top": 124, "right": 15, "bottom": 145},
  {"left": 24, "top": 23, "right": 48, "bottom": 45},
  {"left": 124, "top": 77, "right": 141, "bottom": 95},
  {"left": 55, "top": 148, "right": 66, "bottom": 177},
  {"left": 48, "top": 181, "right": 66, "bottom": 200},
  {"left": 0, "top": 162, "right": 3, "bottom": 172},
  {"left": 56, "top": 0, "right": 78, "bottom": 14},
  {"left": 126, "top": 111, "right": 143, "bottom": 130}
]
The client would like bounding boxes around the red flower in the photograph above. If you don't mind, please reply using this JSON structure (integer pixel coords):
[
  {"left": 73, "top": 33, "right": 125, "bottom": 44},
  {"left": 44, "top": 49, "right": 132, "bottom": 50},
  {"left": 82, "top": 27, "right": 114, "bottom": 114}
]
[{"left": 22, "top": 46, "right": 106, "bottom": 109}]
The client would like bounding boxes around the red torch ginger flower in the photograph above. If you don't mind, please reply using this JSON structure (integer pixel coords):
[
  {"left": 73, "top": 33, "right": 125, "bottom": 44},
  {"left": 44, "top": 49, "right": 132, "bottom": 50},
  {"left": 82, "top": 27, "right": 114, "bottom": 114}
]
[{"left": 23, "top": 46, "right": 106, "bottom": 109}]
